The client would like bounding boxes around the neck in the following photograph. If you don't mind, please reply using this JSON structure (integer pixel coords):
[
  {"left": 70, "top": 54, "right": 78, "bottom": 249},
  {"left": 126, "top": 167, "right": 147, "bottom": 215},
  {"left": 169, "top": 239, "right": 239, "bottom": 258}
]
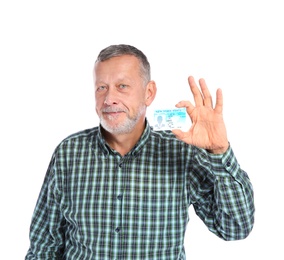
[{"left": 102, "top": 120, "right": 146, "bottom": 156}]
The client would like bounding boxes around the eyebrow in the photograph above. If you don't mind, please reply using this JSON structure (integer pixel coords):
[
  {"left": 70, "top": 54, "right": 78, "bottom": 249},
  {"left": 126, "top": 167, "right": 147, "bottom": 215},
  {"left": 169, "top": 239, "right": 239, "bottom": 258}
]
[{"left": 95, "top": 76, "right": 135, "bottom": 86}]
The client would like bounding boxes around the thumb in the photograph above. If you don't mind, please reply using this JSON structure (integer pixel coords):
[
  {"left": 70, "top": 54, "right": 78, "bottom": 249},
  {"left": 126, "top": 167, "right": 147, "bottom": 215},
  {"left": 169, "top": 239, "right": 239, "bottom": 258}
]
[{"left": 172, "top": 129, "right": 186, "bottom": 140}]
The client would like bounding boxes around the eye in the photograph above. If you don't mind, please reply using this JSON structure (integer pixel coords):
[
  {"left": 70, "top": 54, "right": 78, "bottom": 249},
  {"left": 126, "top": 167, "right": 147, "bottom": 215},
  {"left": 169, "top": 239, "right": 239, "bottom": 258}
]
[
  {"left": 118, "top": 84, "right": 128, "bottom": 90},
  {"left": 97, "top": 85, "right": 107, "bottom": 92}
]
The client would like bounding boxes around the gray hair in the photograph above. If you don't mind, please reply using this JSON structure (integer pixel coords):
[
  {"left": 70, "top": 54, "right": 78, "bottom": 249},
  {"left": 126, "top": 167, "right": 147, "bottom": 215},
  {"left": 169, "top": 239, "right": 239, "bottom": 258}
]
[{"left": 95, "top": 44, "right": 151, "bottom": 85}]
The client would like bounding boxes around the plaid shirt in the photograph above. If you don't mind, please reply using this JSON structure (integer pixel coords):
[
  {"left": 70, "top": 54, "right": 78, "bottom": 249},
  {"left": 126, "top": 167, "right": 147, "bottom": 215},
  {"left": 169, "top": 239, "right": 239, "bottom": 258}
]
[{"left": 26, "top": 121, "right": 254, "bottom": 260}]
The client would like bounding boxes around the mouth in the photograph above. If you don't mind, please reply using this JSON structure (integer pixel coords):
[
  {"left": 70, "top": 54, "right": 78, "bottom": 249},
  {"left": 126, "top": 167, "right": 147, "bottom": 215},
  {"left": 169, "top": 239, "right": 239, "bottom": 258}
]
[
  {"left": 101, "top": 107, "right": 127, "bottom": 119},
  {"left": 104, "top": 111, "right": 124, "bottom": 116}
]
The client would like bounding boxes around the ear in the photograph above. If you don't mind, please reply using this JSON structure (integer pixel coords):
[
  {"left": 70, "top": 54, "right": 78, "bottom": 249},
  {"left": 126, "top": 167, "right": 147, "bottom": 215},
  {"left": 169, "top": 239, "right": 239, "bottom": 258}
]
[{"left": 145, "top": 80, "right": 157, "bottom": 106}]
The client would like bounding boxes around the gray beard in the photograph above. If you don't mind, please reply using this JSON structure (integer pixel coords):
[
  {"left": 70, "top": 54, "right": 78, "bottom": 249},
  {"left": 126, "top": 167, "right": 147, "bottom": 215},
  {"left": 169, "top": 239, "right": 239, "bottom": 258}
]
[{"left": 100, "top": 105, "right": 146, "bottom": 134}]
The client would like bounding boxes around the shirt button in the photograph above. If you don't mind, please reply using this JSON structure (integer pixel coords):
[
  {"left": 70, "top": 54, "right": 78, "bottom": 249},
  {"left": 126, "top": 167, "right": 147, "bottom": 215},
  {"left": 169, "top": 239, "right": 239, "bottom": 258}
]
[
  {"left": 115, "top": 227, "right": 120, "bottom": 233},
  {"left": 117, "top": 194, "right": 123, "bottom": 200},
  {"left": 226, "top": 161, "right": 231, "bottom": 167}
]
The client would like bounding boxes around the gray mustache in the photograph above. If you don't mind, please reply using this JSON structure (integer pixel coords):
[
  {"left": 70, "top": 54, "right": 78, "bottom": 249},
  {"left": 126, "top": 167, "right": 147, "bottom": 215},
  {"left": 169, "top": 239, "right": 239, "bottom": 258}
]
[{"left": 102, "top": 107, "right": 127, "bottom": 113}]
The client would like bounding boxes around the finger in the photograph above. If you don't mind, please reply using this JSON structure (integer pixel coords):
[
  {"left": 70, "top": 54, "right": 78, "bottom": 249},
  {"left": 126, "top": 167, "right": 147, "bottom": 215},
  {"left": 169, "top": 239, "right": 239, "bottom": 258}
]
[
  {"left": 215, "top": 88, "right": 223, "bottom": 113},
  {"left": 175, "top": 100, "right": 195, "bottom": 117},
  {"left": 188, "top": 76, "right": 203, "bottom": 106},
  {"left": 172, "top": 129, "right": 186, "bottom": 141},
  {"left": 199, "top": 78, "right": 213, "bottom": 108},
  {"left": 175, "top": 100, "right": 194, "bottom": 109}
]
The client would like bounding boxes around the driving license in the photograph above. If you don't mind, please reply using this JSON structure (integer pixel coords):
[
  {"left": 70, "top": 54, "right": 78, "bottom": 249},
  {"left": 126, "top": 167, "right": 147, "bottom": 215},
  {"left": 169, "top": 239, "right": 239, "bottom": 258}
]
[{"left": 153, "top": 108, "right": 187, "bottom": 131}]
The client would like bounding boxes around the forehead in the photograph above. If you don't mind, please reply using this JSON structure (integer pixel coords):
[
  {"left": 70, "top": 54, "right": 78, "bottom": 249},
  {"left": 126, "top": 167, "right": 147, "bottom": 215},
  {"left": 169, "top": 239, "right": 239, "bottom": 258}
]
[{"left": 94, "top": 55, "right": 142, "bottom": 84}]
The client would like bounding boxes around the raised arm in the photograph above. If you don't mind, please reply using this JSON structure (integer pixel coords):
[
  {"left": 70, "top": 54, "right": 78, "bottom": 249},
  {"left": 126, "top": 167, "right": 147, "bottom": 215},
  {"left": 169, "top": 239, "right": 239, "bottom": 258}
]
[{"left": 178, "top": 76, "right": 254, "bottom": 240}]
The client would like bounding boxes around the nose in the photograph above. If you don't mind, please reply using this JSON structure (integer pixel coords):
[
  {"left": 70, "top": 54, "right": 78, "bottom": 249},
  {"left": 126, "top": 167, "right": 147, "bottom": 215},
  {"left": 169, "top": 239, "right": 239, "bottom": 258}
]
[{"left": 104, "top": 87, "right": 118, "bottom": 105}]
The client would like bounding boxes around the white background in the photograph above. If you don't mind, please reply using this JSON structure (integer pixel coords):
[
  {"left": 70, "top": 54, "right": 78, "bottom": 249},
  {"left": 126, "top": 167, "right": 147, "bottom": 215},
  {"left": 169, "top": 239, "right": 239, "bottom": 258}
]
[{"left": 1, "top": 0, "right": 283, "bottom": 259}]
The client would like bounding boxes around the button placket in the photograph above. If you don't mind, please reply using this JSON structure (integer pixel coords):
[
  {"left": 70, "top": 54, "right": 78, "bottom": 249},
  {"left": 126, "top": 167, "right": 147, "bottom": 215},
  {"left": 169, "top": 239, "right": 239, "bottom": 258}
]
[{"left": 113, "top": 159, "right": 124, "bottom": 235}]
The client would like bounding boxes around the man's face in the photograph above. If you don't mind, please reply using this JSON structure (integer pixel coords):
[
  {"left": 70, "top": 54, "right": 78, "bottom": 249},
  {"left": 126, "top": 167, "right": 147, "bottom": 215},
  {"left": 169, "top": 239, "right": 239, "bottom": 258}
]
[{"left": 94, "top": 55, "right": 154, "bottom": 134}]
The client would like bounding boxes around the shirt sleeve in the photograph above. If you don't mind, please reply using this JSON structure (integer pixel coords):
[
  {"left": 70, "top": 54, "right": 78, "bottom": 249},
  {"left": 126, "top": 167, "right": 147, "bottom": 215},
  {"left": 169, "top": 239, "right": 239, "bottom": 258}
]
[
  {"left": 186, "top": 145, "right": 255, "bottom": 241},
  {"left": 25, "top": 152, "right": 65, "bottom": 259}
]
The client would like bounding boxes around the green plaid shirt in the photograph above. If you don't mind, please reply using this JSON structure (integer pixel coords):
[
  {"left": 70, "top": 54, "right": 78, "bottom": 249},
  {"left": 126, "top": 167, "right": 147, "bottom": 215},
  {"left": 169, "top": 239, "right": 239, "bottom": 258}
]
[{"left": 26, "top": 121, "right": 254, "bottom": 260}]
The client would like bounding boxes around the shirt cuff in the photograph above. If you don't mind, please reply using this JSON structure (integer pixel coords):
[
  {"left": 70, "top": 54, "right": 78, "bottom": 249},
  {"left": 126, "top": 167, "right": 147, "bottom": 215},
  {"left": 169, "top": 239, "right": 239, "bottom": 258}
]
[{"left": 205, "top": 144, "right": 241, "bottom": 179}]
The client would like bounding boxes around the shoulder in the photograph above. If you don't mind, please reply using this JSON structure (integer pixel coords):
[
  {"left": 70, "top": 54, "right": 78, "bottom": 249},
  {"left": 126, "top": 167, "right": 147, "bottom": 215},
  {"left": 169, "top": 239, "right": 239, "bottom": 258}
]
[
  {"left": 149, "top": 128, "right": 186, "bottom": 147},
  {"left": 147, "top": 129, "right": 195, "bottom": 162},
  {"left": 54, "top": 126, "right": 100, "bottom": 152},
  {"left": 63, "top": 127, "right": 99, "bottom": 141}
]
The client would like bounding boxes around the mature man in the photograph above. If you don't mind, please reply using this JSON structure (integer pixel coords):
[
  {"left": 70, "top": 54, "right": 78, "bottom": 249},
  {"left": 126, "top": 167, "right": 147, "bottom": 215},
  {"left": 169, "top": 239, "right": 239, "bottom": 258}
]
[{"left": 26, "top": 44, "right": 254, "bottom": 259}]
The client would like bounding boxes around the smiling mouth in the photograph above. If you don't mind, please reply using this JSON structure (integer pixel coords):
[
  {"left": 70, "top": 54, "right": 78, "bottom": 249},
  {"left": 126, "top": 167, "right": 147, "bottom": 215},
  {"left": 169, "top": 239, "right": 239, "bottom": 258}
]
[
  {"left": 104, "top": 111, "right": 124, "bottom": 116},
  {"left": 102, "top": 107, "right": 126, "bottom": 113},
  {"left": 102, "top": 107, "right": 126, "bottom": 119}
]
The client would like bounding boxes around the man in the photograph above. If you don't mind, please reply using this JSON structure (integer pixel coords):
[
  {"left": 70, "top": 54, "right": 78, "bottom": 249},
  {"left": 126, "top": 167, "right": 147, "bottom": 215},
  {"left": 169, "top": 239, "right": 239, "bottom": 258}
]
[{"left": 26, "top": 44, "right": 254, "bottom": 259}]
